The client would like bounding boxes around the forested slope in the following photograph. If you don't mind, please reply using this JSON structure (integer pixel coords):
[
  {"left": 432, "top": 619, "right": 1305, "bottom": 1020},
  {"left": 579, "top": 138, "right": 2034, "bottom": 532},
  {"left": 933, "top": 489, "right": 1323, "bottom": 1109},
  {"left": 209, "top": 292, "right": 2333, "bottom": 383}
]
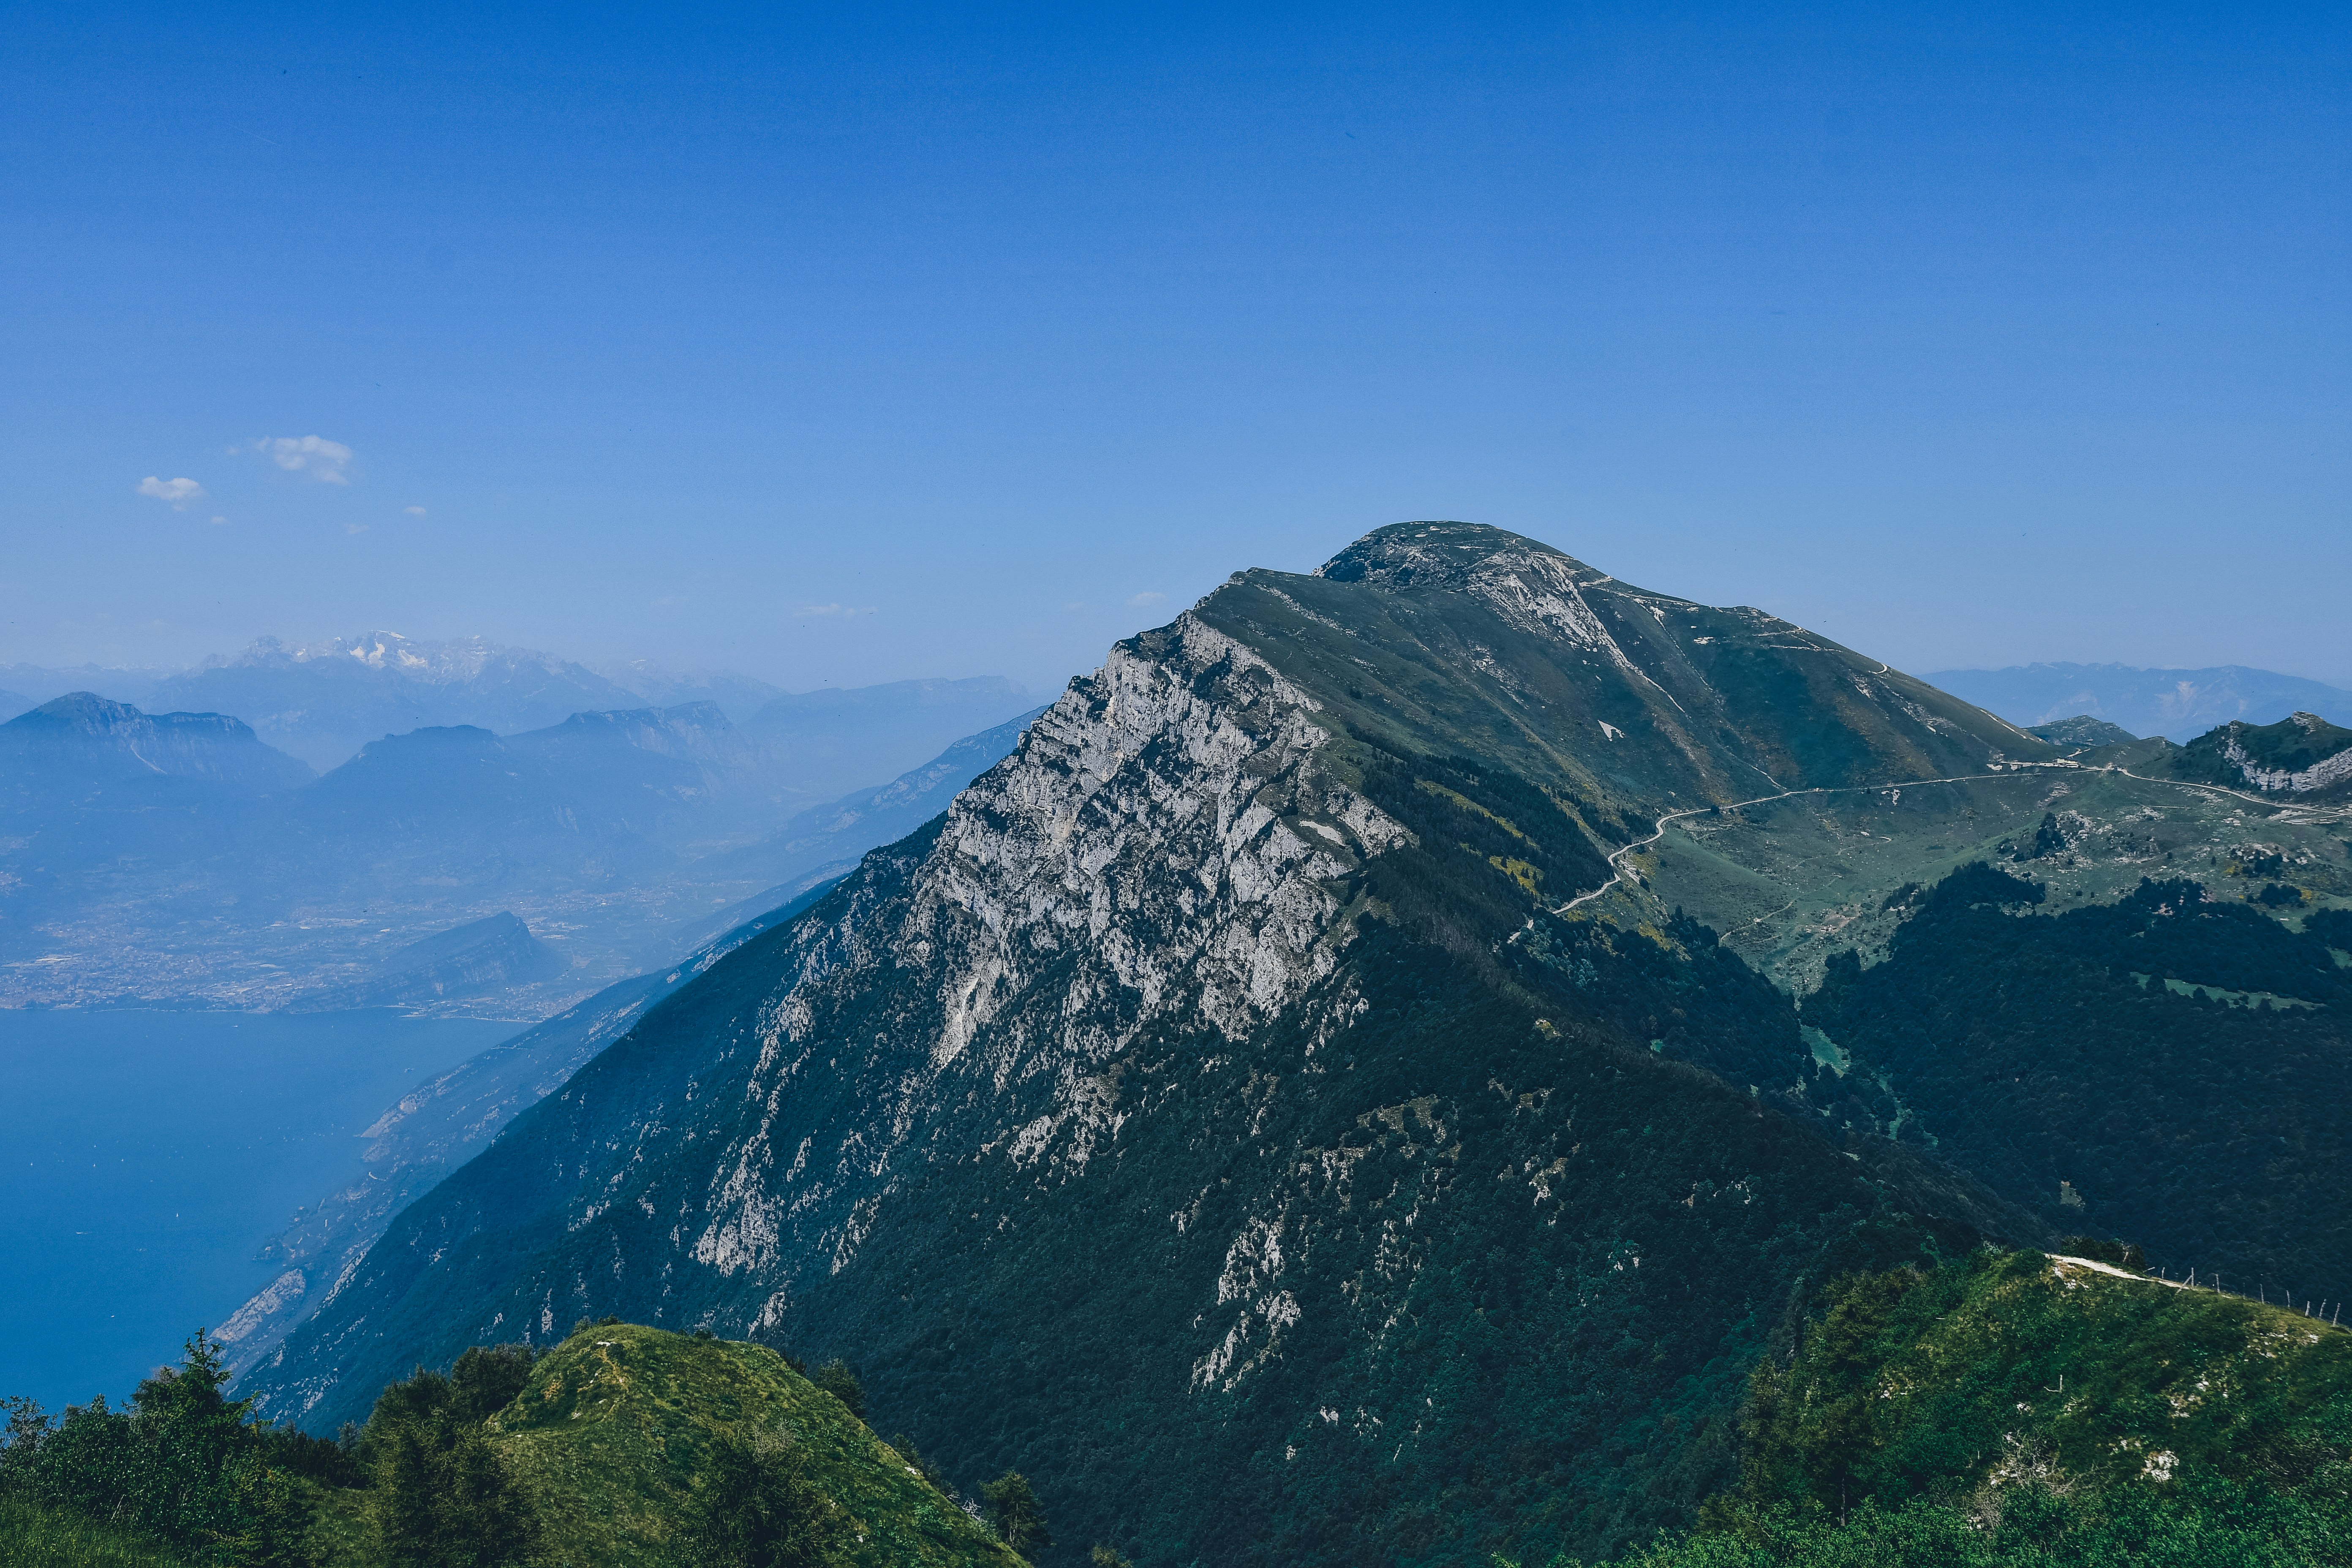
[{"left": 1808, "top": 865, "right": 2352, "bottom": 1296}]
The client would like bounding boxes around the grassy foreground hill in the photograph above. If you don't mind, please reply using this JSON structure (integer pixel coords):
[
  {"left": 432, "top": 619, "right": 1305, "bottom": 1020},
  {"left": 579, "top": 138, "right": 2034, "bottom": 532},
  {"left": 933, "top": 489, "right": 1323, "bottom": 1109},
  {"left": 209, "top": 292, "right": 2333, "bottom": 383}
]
[
  {"left": 0, "top": 1321, "right": 1019, "bottom": 1568},
  {"left": 299, "top": 1324, "right": 1024, "bottom": 1568},
  {"left": 1604, "top": 1248, "right": 2352, "bottom": 1566},
  {"left": 489, "top": 1325, "right": 1021, "bottom": 1568},
  {"left": 0, "top": 1499, "right": 196, "bottom": 1568}
]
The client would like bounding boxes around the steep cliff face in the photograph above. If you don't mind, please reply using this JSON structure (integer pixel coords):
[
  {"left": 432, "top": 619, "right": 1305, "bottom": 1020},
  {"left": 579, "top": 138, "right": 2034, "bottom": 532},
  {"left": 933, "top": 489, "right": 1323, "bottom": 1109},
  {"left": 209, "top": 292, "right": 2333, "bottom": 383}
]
[
  {"left": 2167, "top": 710, "right": 2352, "bottom": 800},
  {"left": 245, "top": 524, "right": 2034, "bottom": 1564}
]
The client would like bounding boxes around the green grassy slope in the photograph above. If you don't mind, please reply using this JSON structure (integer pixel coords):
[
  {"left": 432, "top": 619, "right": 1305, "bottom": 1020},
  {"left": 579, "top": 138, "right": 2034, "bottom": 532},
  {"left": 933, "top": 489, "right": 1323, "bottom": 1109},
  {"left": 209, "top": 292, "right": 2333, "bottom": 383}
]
[
  {"left": 1204, "top": 523, "right": 2044, "bottom": 841},
  {"left": 1744, "top": 1250, "right": 2352, "bottom": 1509},
  {"left": 1603, "top": 1248, "right": 2352, "bottom": 1566},
  {"left": 1625, "top": 765, "right": 2352, "bottom": 994},
  {"left": 485, "top": 1325, "right": 1022, "bottom": 1568},
  {"left": 0, "top": 1499, "right": 192, "bottom": 1568},
  {"left": 2029, "top": 716, "right": 2140, "bottom": 749}
]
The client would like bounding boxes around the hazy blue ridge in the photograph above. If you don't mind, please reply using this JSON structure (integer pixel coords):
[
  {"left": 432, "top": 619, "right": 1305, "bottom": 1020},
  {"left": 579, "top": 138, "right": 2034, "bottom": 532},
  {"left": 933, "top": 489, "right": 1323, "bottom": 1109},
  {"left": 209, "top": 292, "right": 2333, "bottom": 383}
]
[
  {"left": 1928, "top": 662, "right": 2352, "bottom": 743},
  {"left": 587, "top": 659, "right": 788, "bottom": 726},
  {"left": 310, "top": 911, "right": 572, "bottom": 1009},
  {"left": 144, "top": 632, "right": 643, "bottom": 773},
  {"left": 0, "top": 696, "right": 316, "bottom": 926},
  {"left": 0, "top": 692, "right": 313, "bottom": 795},
  {"left": 0, "top": 662, "right": 172, "bottom": 710},
  {"left": 680, "top": 703, "right": 1050, "bottom": 946},
  {"left": 2026, "top": 714, "right": 2140, "bottom": 748},
  {"left": 738, "top": 675, "right": 1038, "bottom": 801},
  {"left": 0, "top": 679, "right": 1042, "bottom": 1011}
]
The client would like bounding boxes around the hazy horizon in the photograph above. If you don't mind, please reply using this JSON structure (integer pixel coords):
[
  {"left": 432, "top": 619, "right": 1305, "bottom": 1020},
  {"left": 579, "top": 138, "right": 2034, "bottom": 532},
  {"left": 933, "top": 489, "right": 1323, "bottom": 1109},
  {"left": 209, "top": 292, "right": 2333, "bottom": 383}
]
[{"left": 5, "top": 601, "right": 2352, "bottom": 707}]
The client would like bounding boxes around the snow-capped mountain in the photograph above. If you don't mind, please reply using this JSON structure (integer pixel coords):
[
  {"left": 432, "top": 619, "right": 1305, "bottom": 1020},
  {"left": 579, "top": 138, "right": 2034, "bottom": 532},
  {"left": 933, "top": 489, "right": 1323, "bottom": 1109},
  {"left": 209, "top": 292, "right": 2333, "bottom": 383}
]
[{"left": 146, "top": 633, "right": 641, "bottom": 770}]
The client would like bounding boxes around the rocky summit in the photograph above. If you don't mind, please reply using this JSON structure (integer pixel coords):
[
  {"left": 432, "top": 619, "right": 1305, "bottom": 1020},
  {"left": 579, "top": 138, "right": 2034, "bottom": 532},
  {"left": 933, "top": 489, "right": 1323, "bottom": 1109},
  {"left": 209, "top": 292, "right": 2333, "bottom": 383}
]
[{"left": 246, "top": 523, "right": 2069, "bottom": 1564}]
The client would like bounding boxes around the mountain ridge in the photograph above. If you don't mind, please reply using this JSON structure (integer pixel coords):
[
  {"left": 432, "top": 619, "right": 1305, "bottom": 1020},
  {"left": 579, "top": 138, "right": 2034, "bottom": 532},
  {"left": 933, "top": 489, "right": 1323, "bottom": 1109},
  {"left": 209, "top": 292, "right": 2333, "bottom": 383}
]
[
  {"left": 2, "top": 692, "right": 313, "bottom": 795},
  {"left": 244, "top": 521, "right": 2076, "bottom": 1563},
  {"left": 2165, "top": 711, "right": 2352, "bottom": 801}
]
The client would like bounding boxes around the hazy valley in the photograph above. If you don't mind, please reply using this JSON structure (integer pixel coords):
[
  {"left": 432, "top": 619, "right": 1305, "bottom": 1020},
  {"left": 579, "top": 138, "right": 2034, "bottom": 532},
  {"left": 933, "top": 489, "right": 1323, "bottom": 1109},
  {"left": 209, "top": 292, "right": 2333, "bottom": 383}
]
[{"left": 0, "top": 645, "right": 1042, "bottom": 1015}]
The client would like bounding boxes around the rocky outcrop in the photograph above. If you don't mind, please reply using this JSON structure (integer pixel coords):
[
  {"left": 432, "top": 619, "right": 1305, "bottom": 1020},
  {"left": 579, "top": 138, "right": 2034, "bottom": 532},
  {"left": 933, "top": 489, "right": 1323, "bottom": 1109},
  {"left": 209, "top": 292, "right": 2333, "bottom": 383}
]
[
  {"left": 2223, "top": 713, "right": 2352, "bottom": 794},
  {"left": 695, "top": 612, "right": 1410, "bottom": 1286}
]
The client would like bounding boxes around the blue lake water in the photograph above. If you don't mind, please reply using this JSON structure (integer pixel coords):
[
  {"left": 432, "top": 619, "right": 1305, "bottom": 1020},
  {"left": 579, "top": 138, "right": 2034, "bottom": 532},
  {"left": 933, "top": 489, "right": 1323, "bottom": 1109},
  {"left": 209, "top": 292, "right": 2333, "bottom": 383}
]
[{"left": 0, "top": 1008, "right": 517, "bottom": 1412}]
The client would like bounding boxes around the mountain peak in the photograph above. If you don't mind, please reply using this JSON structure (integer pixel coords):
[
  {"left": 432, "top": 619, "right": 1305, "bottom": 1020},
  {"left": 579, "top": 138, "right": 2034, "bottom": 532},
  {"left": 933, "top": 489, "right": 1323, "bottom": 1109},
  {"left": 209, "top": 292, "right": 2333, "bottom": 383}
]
[
  {"left": 13, "top": 690, "right": 147, "bottom": 732},
  {"left": 209, "top": 630, "right": 580, "bottom": 684},
  {"left": 1315, "top": 520, "right": 1586, "bottom": 590},
  {"left": 0, "top": 691, "right": 310, "bottom": 789}
]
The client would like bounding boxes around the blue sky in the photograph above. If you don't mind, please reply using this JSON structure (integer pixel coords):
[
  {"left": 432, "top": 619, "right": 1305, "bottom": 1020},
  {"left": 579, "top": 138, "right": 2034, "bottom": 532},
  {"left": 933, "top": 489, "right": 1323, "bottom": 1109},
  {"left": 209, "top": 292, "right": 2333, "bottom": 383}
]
[{"left": 3, "top": 2, "right": 2345, "bottom": 693}]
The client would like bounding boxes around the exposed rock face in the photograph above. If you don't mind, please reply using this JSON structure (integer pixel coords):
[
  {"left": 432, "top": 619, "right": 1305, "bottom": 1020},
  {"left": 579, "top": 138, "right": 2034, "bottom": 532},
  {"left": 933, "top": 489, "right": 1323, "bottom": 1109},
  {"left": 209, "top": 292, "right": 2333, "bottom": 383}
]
[
  {"left": 246, "top": 524, "right": 2038, "bottom": 1565},
  {"left": 691, "top": 615, "right": 1408, "bottom": 1295},
  {"left": 2166, "top": 710, "right": 2352, "bottom": 802},
  {"left": 2221, "top": 713, "right": 2352, "bottom": 795}
]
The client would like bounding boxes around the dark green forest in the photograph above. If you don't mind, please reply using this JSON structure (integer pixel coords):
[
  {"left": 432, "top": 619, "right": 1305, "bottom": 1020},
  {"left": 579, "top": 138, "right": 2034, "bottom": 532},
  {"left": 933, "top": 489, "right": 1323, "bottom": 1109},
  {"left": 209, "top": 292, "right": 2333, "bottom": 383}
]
[{"left": 1810, "top": 864, "right": 2352, "bottom": 1296}]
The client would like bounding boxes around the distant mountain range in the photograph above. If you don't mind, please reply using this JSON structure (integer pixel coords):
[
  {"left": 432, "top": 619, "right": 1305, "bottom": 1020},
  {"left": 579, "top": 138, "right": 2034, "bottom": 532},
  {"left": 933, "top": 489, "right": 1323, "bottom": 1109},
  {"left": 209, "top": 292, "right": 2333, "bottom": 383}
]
[
  {"left": 0, "top": 680, "right": 1042, "bottom": 1011},
  {"left": 142, "top": 633, "right": 648, "bottom": 771},
  {"left": 1928, "top": 660, "right": 2352, "bottom": 742},
  {"left": 0, "top": 662, "right": 173, "bottom": 711},
  {"left": 588, "top": 658, "right": 791, "bottom": 725},
  {"left": 0, "top": 633, "right": 1035, "bottom": 788},
  {"left": 14, "top": 640, "right": 2345, "bottom": 762}
]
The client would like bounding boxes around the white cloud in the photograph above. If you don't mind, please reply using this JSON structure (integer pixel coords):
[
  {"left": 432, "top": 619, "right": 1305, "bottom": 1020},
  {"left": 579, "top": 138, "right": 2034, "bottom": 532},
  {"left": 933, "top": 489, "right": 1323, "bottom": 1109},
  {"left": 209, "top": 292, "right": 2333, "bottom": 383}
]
[
  {"left": 210, "top": 514, "right": 229, "bottom": 525},
  {"left": 346, "top": 523, "right": 370, "bottom": 536},
  {"left": 796, "top": 603, "right": 877, "bottom": 617},
  {"left": 1128, "top": 591, "right": 1166, "bottom": 607},
  {"left": 403, "top": 505, "right": 426, "bottom": 517},
  {"left": 138, "top": 476, "right": 207, "bottom": 509},
  {"left": 251, "top": 435, "right": 354, "bottom": 484}
]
